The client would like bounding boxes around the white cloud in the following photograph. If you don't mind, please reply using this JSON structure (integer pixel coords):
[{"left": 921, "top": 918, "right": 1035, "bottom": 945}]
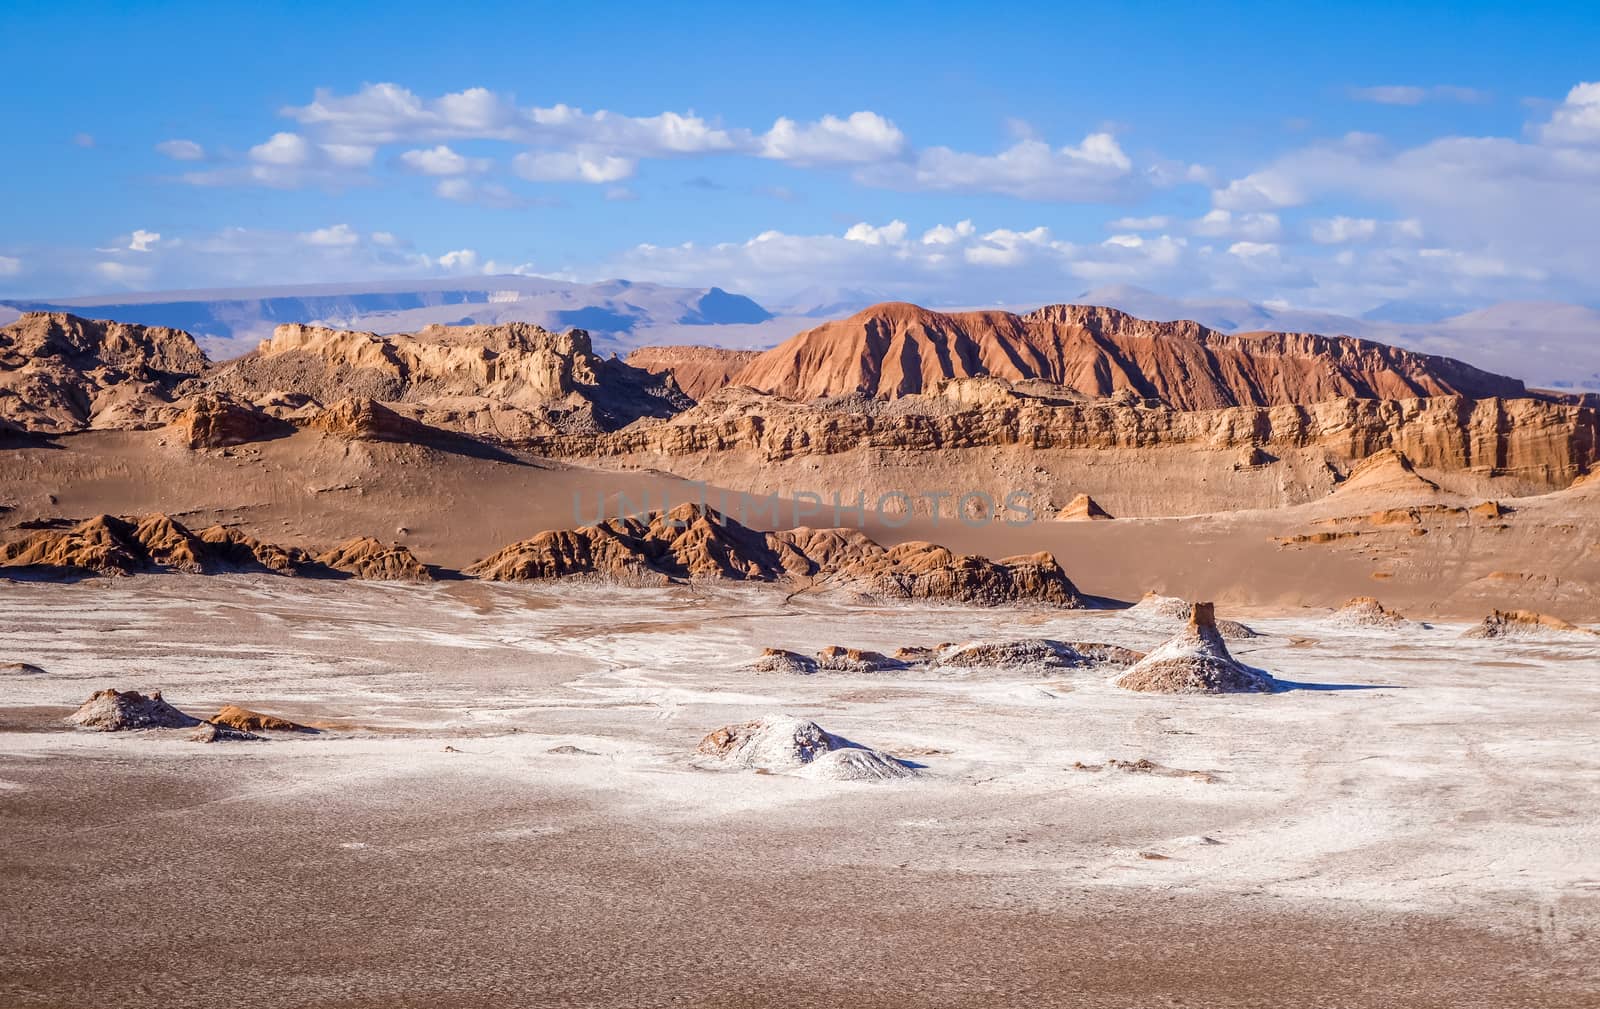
[
  {"left": 0, "top": 255, "right": 20, "bottom": 276},
  {"left": 128, "top": 230, "right": 161, "bottom": 252},
  {"left": 513, "top": 150, "right": 635, "bottom": 183},
  {"left": 1539, "top": 81, "right": 1600, "bottom": 145},
  {"left": 1349, "top": 85, "right": 1488, "bottom": 106},
  {"left": 1106, "top": 215, "right": 1172, "bottom": 231},
  {"left": 843, "top": 220, "right": 908, "bottom": 246},
  {"left": 921, "top": 220, "right": 975, "bottom": 245},
  {"left": 1228, "top": 241, "right": 1280, "bottom": 258},
  {"left": 860, "top": 133, "right": 1136, "bottom": 201},
  {"left": 399, "top": 144, "right": 486, "bottom": 175},
  {"left": 177, "top": 131, "right": 375, "bottom": 188},
  {"left": 1192, "top": 209, "right": 1281, "bottom": 240},
  {"left": 760, "top": 111, "right": 905, "bottom": 164},
  {"left": 282, "top": 83, "right": 740, "bottom": 159},
  {"left": 299, "top": 224, "right": 361, "bottom": 247},
  {"left": 155, "top": 139, "right": 205, "bottom": 161},
  {"left": 965, "top": 226, "right": 1058, "bottom": 266},
  {"left": 436, "top": 249, "right": 481, "bottom": 272},
  {"left": 251, "top": 132, "right": 315, "bottom": 166},
  {"left": 1309, "top": 216, "right": 1379, "bottom": 244}
]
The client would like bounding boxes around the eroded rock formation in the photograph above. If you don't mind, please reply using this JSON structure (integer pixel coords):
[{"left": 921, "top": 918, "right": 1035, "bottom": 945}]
[
  {"left": 728, "top": 302, "right": 1528, "bottom": 406},
  {"left": 0, "top": 313, "right": 206, "bottom": 433},
  {"left": 467, "top": 504, "right": 1084, "bottom": 606},
  {"left": 1115, "top": 602, "right": 1276, "bottom": 694}
]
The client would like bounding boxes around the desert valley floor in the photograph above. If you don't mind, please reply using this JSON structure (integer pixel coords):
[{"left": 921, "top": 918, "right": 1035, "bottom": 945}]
[{"left": 2, "top": 577, "right": 1597, "bottom": 1007}]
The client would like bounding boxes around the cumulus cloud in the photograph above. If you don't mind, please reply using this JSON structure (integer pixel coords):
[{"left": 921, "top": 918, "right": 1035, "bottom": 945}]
[
  {"left": 398, "top": 144, "right": 488, "bottom": 176},
  {"left": 1308, "top": 216, "right": 1379, "bottom": 244},
  {"left": 180, "top": 131, "right": 375, "bottom": 188},
  {"left": 128, "top": 230, "right": 161, "bottom": 252},
  {"left": 760, "top": 111, "right": 905, "bottom": 164},
  {"left": 512, "top": 149, "right": 636, "bottom": 183},
  {"left": 0, "top": 255, "right": 21, "bottom": 276},
  {"left": 1538, "top": 81, "right": 1600, "bottom": 145},
  {"left": 156, "top": 139, "right": 206, "bottom": 161},
  {"left": 299, "top": 224, "right": 361, "bottom": 247},
  {"left": 1192, "top": 209, "right": 1281, "bottom": 241},
  {"left": 859, "top": 133, "right": 1137, "bottom": 201}
]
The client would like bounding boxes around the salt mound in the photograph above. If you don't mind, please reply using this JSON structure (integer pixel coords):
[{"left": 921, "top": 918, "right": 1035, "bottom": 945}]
[
  {"left": 1329, "top": 596, "right": 1410, "bottom": 629},
  {"left": 814, "top": 646, "right": 901, "bottom": 672},
  {"left": 695, "top": 715, "right": 913, "bottom": 779},
  {"left": 189, "top": 721, "right": 263, "bottom": 743},
  {"left": 210, "top": 704, "right": 309, "bottom": 733},
  {"left": 1131, "top": 593, "right": 1192, "bottom": 619},
  {"left": 1129, "top": 593, "right": 1259, "bottom": 639},
  {"left": 748, "top": 648, "right": 818, "bottom": 674},
  {"left": 797, "top": 747, "right": 916, "bottom": 781},
  {"left": 1115, "top": 603, "right": 1275, "bottom": 695},
  {"left": 935, "top": 639, "right": 1143, "bottom": 670},
  {"left": 68, "top": 688, "right": 201, "bottom": 730},
  {"left": 1463, "top": 609, "right": 1599, "bottom": 640},
  {"left": 1056, "top": 493, "right": 1113, "bottom": 521}
]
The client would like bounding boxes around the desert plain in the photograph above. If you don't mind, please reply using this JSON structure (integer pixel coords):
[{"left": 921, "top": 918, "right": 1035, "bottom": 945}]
[{"left": 2, "top": 306, "right": 1599, "bottom": 1006}]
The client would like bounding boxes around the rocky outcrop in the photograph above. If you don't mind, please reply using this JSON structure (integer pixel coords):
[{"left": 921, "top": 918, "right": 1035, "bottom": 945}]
[
  {"left": 317, "top": 537, "right": 431, "bottom": 581},
  {"left": 210, "top": 705, "right": 310, "bottom": 733},
  {"left": 0, "top": 313, "right": 206, "bottom": 433},
  {"left": 467, "top": 505, "right": 1088, "bottom": 607},
  {"left": 517, "top": 389, "right": 1598, "bottom": 491},
  {"left": 625, "top": 346, "right": 759, "bottom": 400},
  {"left": 168, "top": 392, "right": 288, "bottom": 449},
  {"left": 208, "top": 320, "right": 691, "bottom": 437},
  {"left": 1057, "top": 493, "right": 1113, "bottom": 520},
  {"left": 0, "top": 514, "right": 321, "bottom": 576},
  {"left": 1332, "top": 448, "right": 1441, "bottom": 499},
  {"left": 467, "top": 504, "right": 1084, "bottom": 607},
  {"left": 1115, "top": 603, "right": 1276, "bottom": 694},
  {"left": 1463, "top": 609, "right": 1599, "bottom": 640},
  {"left": 729, "top": 302, "right": 1528, "bottom": 407},
  {"left": 68, "top": 688, "right": 201, "bottom": 730}
]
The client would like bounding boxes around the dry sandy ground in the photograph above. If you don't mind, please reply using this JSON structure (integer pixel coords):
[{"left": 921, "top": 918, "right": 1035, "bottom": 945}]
[
  {"left": 2, "top": 578, "right": 1598, "bottom": 1007},
  {"left": 4, "top": 428, "right": 1599, "bottom": 621}
]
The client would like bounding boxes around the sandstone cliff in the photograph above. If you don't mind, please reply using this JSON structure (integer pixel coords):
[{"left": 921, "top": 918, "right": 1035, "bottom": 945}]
[
  {"left": 0, "top": 313, "right": 206, "bottom": 433},
  {"left": 207, "top": 320, "right": 690, "bottom": 436},
  {"left": 625, "top": 346, "right": 760, "bottom": 400},
  {"left": 729, "top": 302, "right": 1528, "bottom": 407},
  {"left": 518, "top": 386, "right": 1597, "bottom": 487}
]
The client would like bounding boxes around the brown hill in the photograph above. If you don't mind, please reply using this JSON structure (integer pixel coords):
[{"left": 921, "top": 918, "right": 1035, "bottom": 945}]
[
  {"left": 626, "top": 346, "right": 760, "bottom": 400},
  {"left": 0, "top": 313, "right": 206, "bottom": 433},
  {"left": 207, "top": 321, "right": 690, "bottom": 437},
  {"left": 729, "top": 302, "right": 1528, "bottom": 407},
  {"left": 467, "top": 503, "right": 1083, "bottom": 607}
]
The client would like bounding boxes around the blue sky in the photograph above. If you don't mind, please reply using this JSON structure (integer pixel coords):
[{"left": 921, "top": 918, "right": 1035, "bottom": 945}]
[{"left": 4, "top": 0, "right": 1600, "bottom": 313}]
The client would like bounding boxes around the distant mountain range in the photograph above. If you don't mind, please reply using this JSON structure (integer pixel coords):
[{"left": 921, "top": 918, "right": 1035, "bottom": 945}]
[
  {"left": 1, "top": 278, "right": 1595, "bottom": 390},
  {"left": 1072, "top": 285, "right": 1600, "bottom": 392},
  {"left": 0, "top": 277, "right": 793, "bottom": 361}
]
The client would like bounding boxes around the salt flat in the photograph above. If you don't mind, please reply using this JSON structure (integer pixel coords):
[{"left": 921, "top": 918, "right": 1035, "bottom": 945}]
[{"left": 1, "top": 577, "right": 1597, "bottom": 1007}]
